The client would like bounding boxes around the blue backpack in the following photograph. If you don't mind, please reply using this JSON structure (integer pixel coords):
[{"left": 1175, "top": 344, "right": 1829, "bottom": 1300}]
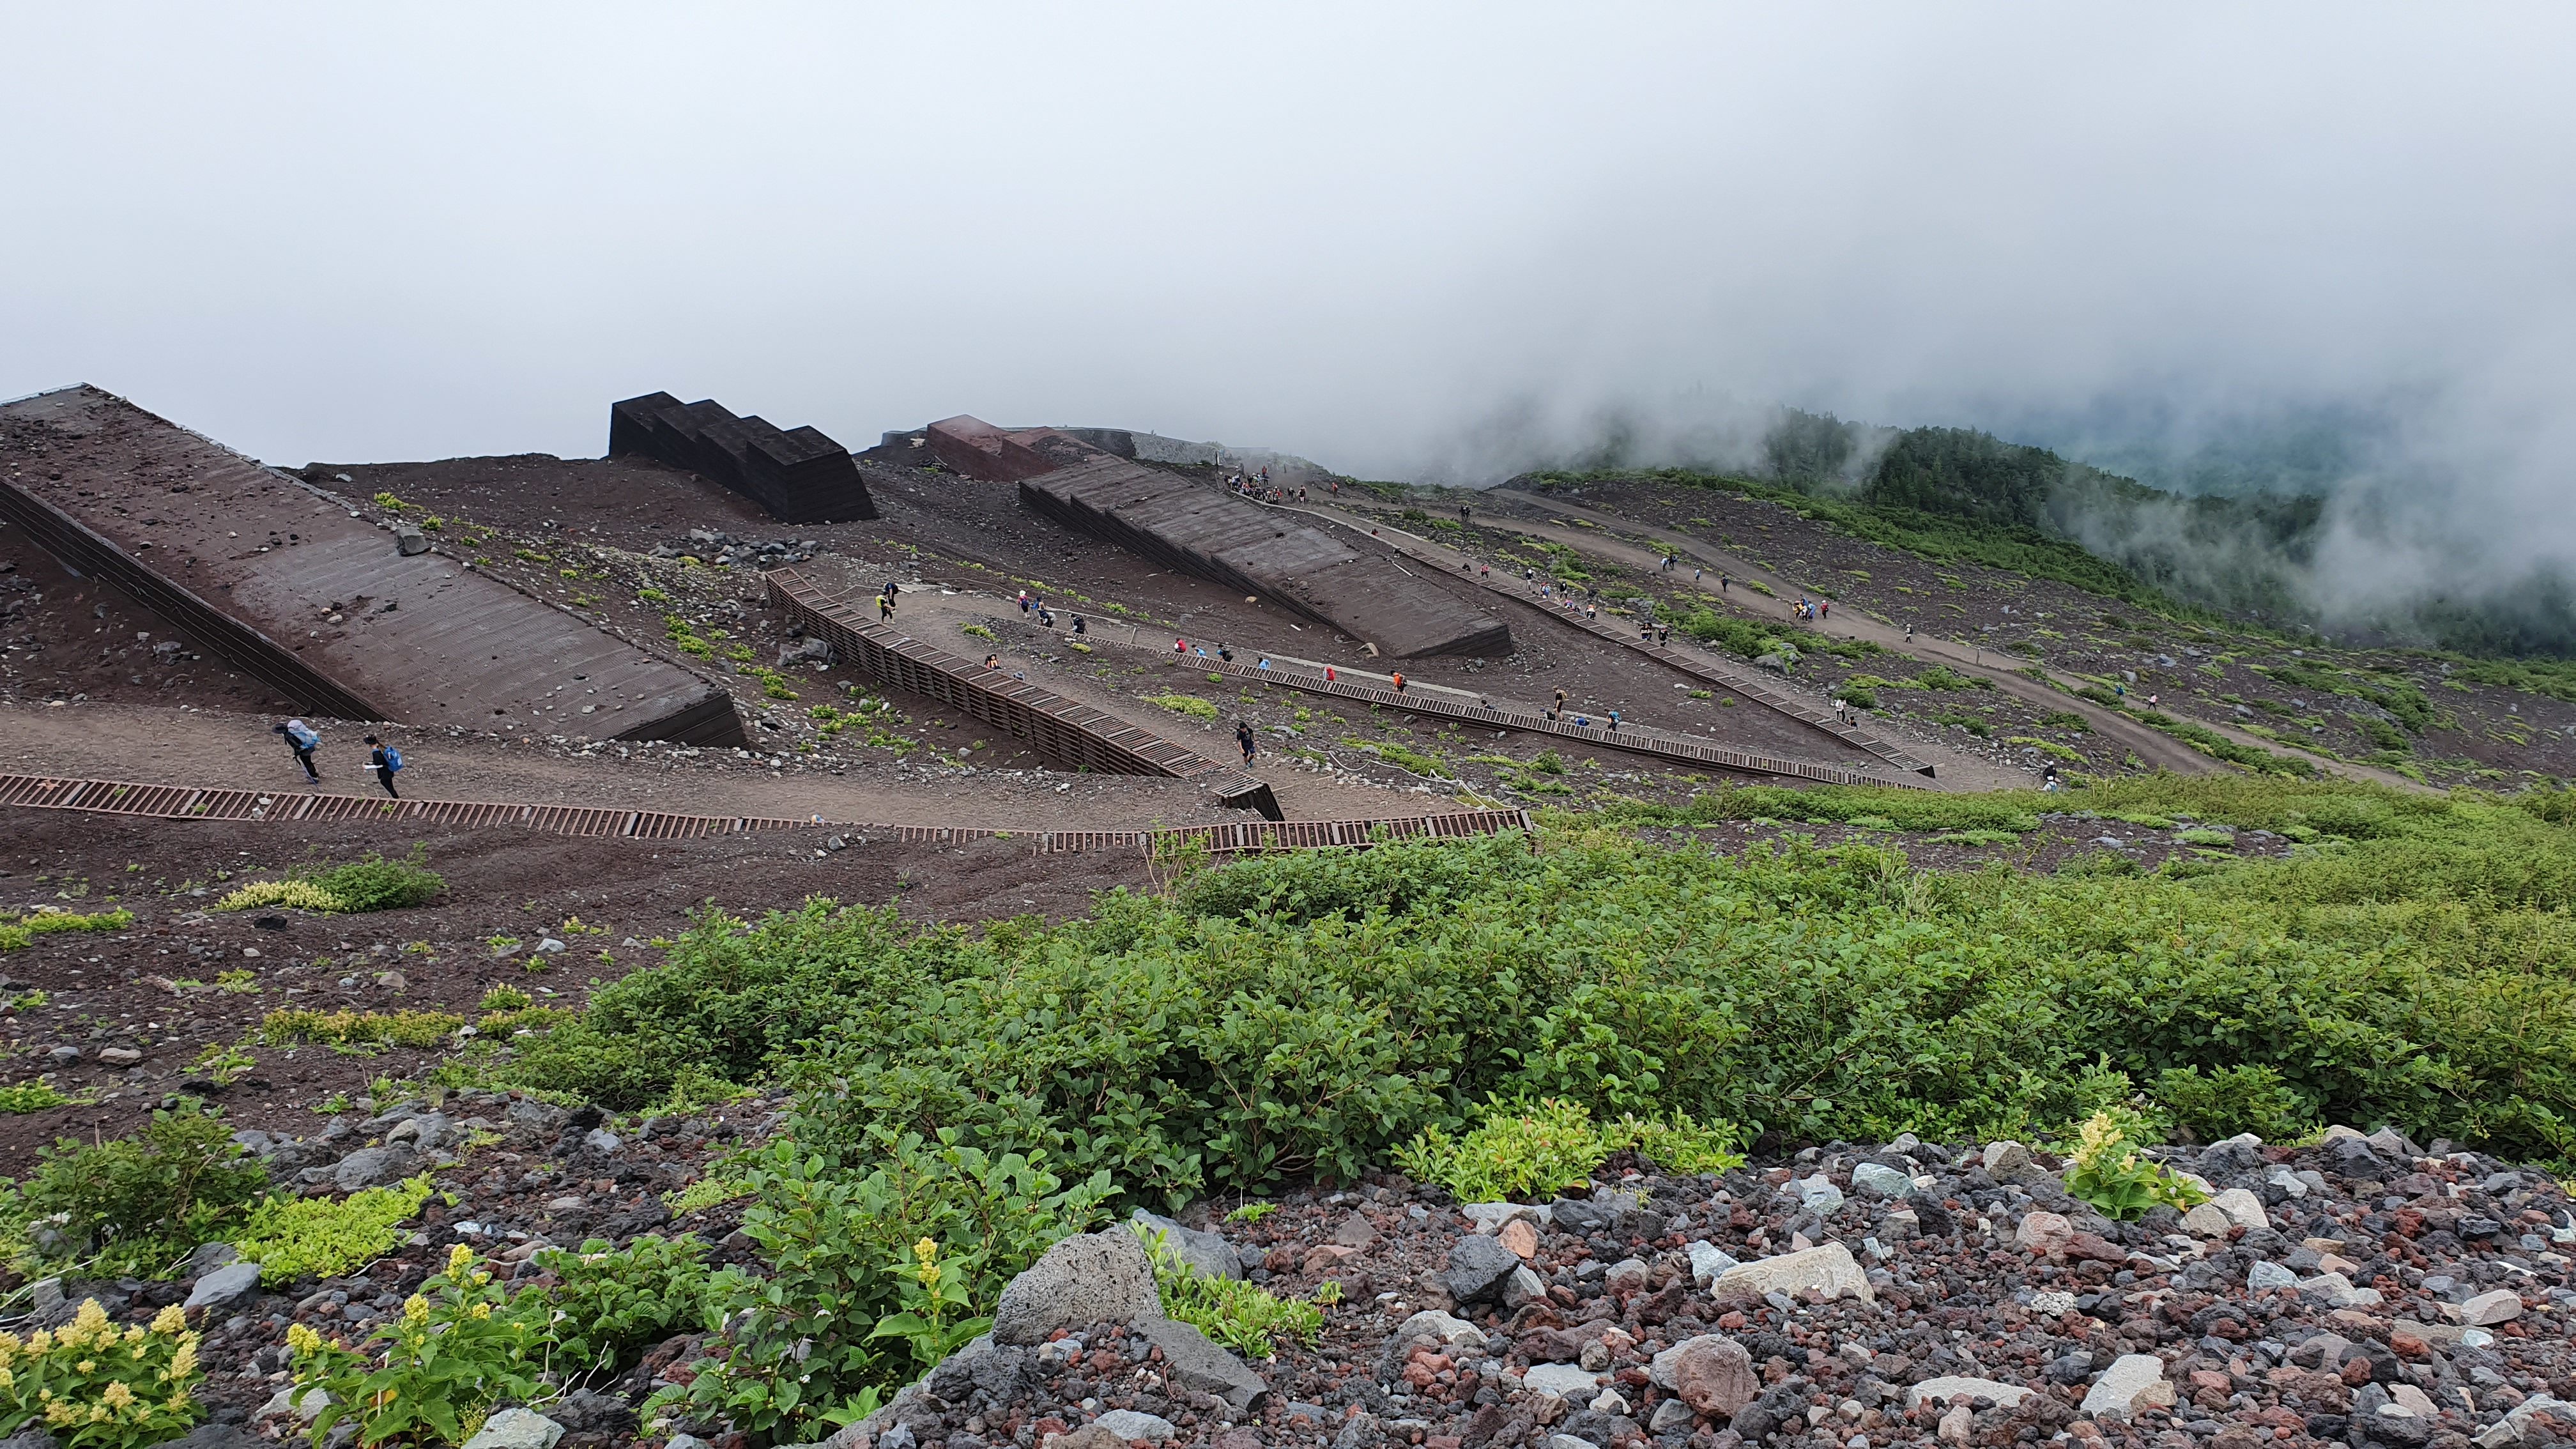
[{"left": 383, "top": 747, "right": 404, "bottom": 773}]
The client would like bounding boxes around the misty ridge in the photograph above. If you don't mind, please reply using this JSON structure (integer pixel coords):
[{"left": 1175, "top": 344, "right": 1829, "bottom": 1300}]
[{"left": 1430, "top": 395, "right": 2576, "bottom": 659}]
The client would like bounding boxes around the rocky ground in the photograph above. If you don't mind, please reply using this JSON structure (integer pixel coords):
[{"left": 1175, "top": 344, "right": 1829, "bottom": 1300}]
[{"left": 91, "top": 1104, "right": 2576, "bottom": 1449}]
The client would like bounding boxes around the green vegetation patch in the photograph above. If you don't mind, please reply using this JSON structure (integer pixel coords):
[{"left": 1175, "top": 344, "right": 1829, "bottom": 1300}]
[{"left": 234, "top": 1176, "right": 435, "bottom": 1284}]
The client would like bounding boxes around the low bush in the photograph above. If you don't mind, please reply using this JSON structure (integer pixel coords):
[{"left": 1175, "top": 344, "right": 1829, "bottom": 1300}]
[
  {"left": 491, "top": 775, "right": 2576, "bottom": 1190},
  {"left": 1394, "top": 1098, "right": 1743, "bottom": 1204},
  {"left": 0, "top": 1300, "right": 204, "bottom": 1449},
  {"left": 2152, "top": 1064, "right": 2315, "bottom": 1143},
  {"left": 0, "top": 1080, "right": 77, "bottom": 1113},
  {"left": 652, "top": 1129, "right": 1108, "bottom": 1443},
  {"left": 0, "top": 908, "right": 134, "bottom": 952},
  {"left": 259, "top": 1010, "right": 464, "bottom": 1050},
  {"left": 233, "top": 1177, "right": 435, "bottom": 1285},
  {"left": 533, "top": 1234, "right": 712, "bottom": 1375},
  {"left": 213, "top": 850, "right": 443, "bottom": 916},
  {"left": 17, "top": 1103, "right": 268, "bottom": 1275},
  {"left": 1143, "top": 693, "right": 1218, "bottom": 720}
]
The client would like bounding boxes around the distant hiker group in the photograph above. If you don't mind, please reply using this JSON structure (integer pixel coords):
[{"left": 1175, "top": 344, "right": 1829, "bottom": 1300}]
[{"left": 273, "top": 718, "right": 404, "bottom": 799}]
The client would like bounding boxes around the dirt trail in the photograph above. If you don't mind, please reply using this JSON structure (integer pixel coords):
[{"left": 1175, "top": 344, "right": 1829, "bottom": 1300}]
[
  {"left": 0, "top": 698, "right": 1413, "bottom": 829},
  {"left": 1462, "top": 490, "right": 2430, "bottom": 792}
]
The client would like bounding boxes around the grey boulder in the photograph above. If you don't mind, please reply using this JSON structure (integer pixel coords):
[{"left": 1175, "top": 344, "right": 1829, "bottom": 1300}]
[
  {"left": 1134, "top": 1314, "right": 1267, "bottom": 1411},
  {"left": 992, "top": 1230, "right": 1163, "bottom": 1345},
  {"left": 1444, "top": 1234, "right": 1522, "bottom": 1305},
  {"left": 183, "top": 1261, "right": 264, "bottom": 1312}
]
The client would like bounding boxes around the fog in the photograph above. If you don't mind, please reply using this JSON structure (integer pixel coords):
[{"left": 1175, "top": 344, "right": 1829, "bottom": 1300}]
[{"left": 5, "top": 6, "right": 2572, "bottom": 633}]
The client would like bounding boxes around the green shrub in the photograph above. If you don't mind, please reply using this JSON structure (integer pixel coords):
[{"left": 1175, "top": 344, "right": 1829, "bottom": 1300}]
[
  {"left": 310, "top": 850, "right": 447, "bottom": 912},
  {"left": 259, "top": 1009, "right": 464, "bottom": 1050},
  {"left": 0, "top": 908, "right": 135, "bottom": 952},
  {"left": 0, "top": 1080, "right": 77, "bottom": 1113},
  {"left": 1143, "top": 693, "right": 1218, "bottom": 720},
  {"left": 1137, "top": 1227, "right": 1321, "bottom": 1359},
  {"left": 19, "top": 1103, "right": 268, "bottom": 1274},
  {"left": 2152, "top": 1064, "right": 2314, "bottom": 1143},
  {"left": 477, "top": 986, "right": 532, "bottom": 1014},
  {"left": 1393, "top": 1098, "right": 1744, "bottom": 1203},
  {"left": 0, "top": 1300, "right": 205, "bottom": 1449},
  {"left": 533, "top": 1235, "right": 712, "bottom": 1374},
  {"left": 652, "top": 1130, "right": 1108, "bottom": 1444},
  {"left": 233, "top": 1177, "right": 434, "bottom": 1285},
  {"left": 497, "top": 775, "right": 2576, "bottom": 1184}
]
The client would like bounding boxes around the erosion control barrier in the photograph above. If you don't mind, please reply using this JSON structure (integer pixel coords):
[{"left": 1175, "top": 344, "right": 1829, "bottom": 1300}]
[
  {"left": 1079, "top": 633, "right": 1922, "bottom": 789},
  {"left": 763, "top": 569, "right": 1284, "bottom": 819},
  {"left": 923, "top": 416, "right": 1510, "bottom": 658},
  {"left": 0, "top": 774, "right": 1527, "bottom": 857},
  {"left": 1280, "top": 501, "right": 1937, "bottom": 777},
  {"left": 611, "top": 392, "right": 878, "bottom": 523},
  {"left": 1, "top": 385, "right": 744, "bottom": 746}
]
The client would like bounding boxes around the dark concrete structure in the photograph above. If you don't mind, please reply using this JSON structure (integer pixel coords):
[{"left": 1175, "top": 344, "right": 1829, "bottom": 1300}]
[
  {"left": 610, "top": 392, "right": 877, "bottom": 523},
  {"left": 0, "top": 385, "right": 744, "bottom": 744},
  {"left": 926, "top": 416, "right": 1511, "bottom": 659},
  {"left": 767, "top": 569, "right": 1283, "bottom": 818}
]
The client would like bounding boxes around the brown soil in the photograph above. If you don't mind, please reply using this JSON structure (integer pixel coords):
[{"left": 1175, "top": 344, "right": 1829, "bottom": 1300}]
[{"left": 0, "top": 806, "right": 1154, "bottom": 1174}]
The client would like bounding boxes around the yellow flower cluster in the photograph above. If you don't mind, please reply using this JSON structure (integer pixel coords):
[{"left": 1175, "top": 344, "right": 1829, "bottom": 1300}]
[{"left": 0, "top": 1297, "right": 203, "bottom": 1441}]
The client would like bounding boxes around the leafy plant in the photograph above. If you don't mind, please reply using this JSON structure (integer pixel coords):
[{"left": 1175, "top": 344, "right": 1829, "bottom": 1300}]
[
  {"left": 663, "top": 1177, "right": 751, "bottom": 1216},
  {"left": 289, "top": 1245, "right": 545, "bottom": 1448},
  {"left": 867, "top": 1238, "right": 987, "bottom": 1372},
  {"left": 0, "top": 1080, "right": 77, "bottom": 1114},
  {"left": 1224, "top": 1202, "right": 1277, "bottom": 1224},
  {"left": 0, "top": 908, "right": 135, "bottom": 952},
  {"left": 188, "top": 1043, "right": 257, "bottom": 1086},
  {"left": 1393, "top": 1098, "right": 1743, "bottom": 1204},
  {"left": 213, "top": 851, "right": 443, "bottom": 916},
  {"left": 1143, "top": 693, "right": 1218, "bottom": 720},
  {"left": 2152, "top": 1064, "right": 2314, "bottom": 1144},
  {"left": 476, "top": 986, "right": 532, "bottom": 1014},
  {"left": 0, "top": 1300, "right": 204, "bottom": 1449},
  {"left": 19, "top": 1103, "right": 268, "bottom": 1274},
  {"left": 1136, "top": 1227, "right": 1321, "bottom": 1360},
  {"left": 214, "top": 880, "right": 345, "bottom": 913},
  {"left": 259, "top": 1010, "right": 463, "bottom": 1051},
  {"left": 655, "top": 1130, "right": 1108, "bottom": 1443},
  {"left": 532, "top": 1235, "right": 712, "bottom": 1375},
  {"left": 2062, "top": 1111, "right": 2210, "bottom": 1220},
  {"left": 233, "top": 1177, "right": 434, "bottom": 1285}
]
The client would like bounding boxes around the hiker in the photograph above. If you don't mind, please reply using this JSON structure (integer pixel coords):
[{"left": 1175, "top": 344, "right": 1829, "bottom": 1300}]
[
  {"left": 1905, "top": 625, "right": 1914, "bottom": 644},
  {"left": 1554, "top": 687, "right": 1569, "bottom": 715},
  {"left": 363, "top": 733, "right": 401, "bottom": 799},
  {"left": 1720, "top": 573, "right": 1731, "bottom": 592},
  {"left": 1657, "top": 625, "right": 1670, "bottom": 646},
  {"left": 1607, "top": 709, "right": 1620, "bottom": 732},
  {"left": 1071, "top": 615, "right": 1086, "bottom": 636},
  {"left": 1324, "top": 665, "right": 1337, "bottom": 682},
  {"left": 877, "top": 595, "right": 894, "bottom": 622},
  {"left": 2042, "top": 763, "right": 2062, "bottom": 792},
  {"left": 983, "top": 654, "right": 1000, "bottom": 669},
  {"left": 1694, "top": 567, "right": 1703, "bottom": 583},
  {"left": 1037, "top": 606, "right": 1055, "bottom": 628},
  {"left": 1391, "top": 671, "right": 1407, "bottom": 694},
  {"left": 273, "top": 718, "right": 323, "bottom": 784},
  {"left": 1459, "top": 505, "right": 1471, "bottom": 525},
  {"left": 1236, "top": 720, "right": 1257, "bottom": 766},
  {"left": 1257, "top": 656, "right": 1272, "bottom": 671},
  {"left": 1175, "top": 638, "right": 1189, "bottom": 656},
  {"left": 1820, "top": 600, "right": 1830, "bottom": 620},
  {"left": 1218, "top": 643, "right": 1234, "bottom": 662},
  {"left": 1017, "top": 592, "right": 1031, "bottom": 613}
]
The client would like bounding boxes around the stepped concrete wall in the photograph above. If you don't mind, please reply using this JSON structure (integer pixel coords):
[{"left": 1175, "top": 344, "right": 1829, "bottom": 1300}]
[
  {"left": 1, "top": 386, "right": 744, "bottom": 745},
  {"left": 610, "top": 392, "right": 877, "bottom": 523}
]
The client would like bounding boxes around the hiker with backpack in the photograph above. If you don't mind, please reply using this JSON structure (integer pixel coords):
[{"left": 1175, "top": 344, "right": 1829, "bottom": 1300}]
[
  {"left": 273, "top": 718, "right": 323, "bottom": 784},
  {"left": 364, "top": 734, "right": 403, "bottom": 799}
]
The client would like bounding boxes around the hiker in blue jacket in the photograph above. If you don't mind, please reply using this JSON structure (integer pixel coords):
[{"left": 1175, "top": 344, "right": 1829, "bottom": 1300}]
[{"left": 273, "top": 718, "right": 322, "bottom": 784}]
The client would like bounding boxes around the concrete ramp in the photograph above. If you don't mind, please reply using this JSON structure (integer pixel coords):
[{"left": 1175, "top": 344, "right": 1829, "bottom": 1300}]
[
  {"left": 931, "top": 417, "right": 1510, "bottom": 658},
  {"left": 1, "top": 386, "right": 744, "bottom": 744},
  {"left": 610, "top": 392, "right": 877, "bottom": 523}
]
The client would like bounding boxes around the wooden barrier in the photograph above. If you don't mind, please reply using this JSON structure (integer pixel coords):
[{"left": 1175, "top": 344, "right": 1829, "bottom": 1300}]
[{"left": 0, "top": 773, "right": 1531, "bottom": 857}]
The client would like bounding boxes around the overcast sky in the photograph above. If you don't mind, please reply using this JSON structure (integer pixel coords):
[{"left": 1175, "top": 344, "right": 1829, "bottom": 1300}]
[{"left": 4, "top": 4, "right": 2570, "bottom": 505}]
